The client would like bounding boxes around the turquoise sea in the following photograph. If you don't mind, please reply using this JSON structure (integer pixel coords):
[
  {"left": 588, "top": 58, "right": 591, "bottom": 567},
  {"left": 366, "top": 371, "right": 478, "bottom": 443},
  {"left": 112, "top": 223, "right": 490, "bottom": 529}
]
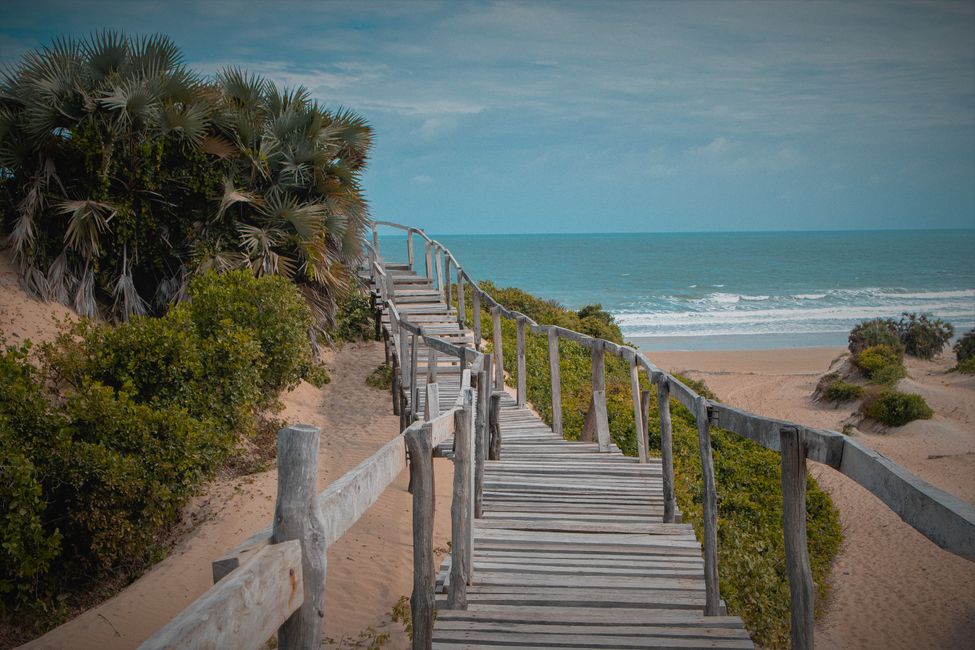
[{"left": 376, "top": 230, "right": 975, "bottom": 351}]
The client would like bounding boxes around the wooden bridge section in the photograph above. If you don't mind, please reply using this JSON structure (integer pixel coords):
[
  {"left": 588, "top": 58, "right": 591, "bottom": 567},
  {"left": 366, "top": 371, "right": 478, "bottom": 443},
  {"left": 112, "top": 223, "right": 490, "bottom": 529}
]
[{"left": 383, "top": 260, "right": 753, "bottom": 648}]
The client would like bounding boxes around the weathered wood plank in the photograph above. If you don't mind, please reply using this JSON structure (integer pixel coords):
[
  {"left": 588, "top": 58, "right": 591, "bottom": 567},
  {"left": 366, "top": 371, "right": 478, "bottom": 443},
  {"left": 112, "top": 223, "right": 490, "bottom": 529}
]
[
  {"left": 631, "top": 355, "right": 648, "bottom": 463},
  {"left": 657, "top": 379, "right": 678, "bottom": 524},
  {"left": 547, "top": 328, "right": 563, "bottom": 437},
  {"left": 140, "top": 541, "right": 303, "bottom": 650},
  {"left": 491, "top": 306, "right": 504, "bottom": 390},
  {"left": 781, "top": 426, "right": 814, "bottom": 650},
  {"left": 591, "top": 339, "right": 610, "bottom": 452},
  {"left": 694, "top": 397, "right": 721, "bottom": 616},
  {"left": 449, "top": 399, "right": 473, "bottom": 609},
  {"left": 516, "top": 318, "right": 527, "bottom": 407},
  {"left": 406, "top": 424, "right": 435, "bottom": 650}
]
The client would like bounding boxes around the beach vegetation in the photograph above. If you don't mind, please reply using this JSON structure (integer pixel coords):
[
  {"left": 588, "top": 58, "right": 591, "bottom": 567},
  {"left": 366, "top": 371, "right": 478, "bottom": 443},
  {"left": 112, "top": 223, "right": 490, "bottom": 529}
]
[
  {"left": 954, "top": 329, "right": 975, "bottom": 365},
  {"left": 822, "top": 377, "right": 864, "bottom": 403},
  {"left": 854, "top": 344, "right": 906, "bottom": 385},
  {"left": 468, "top": 280, "right": 841, "bottom": 649},
  {"left": 365, "top": 364, "right": 393, "bottom": 390},
  {"left": 864, "top": 390, "right": 933, "bottom": 427},
  {"left": 0, "top": 30, "right": 372, "bottom": 333},
  {"left": 897, "top": 313, "right": 953, "bottom": 360},
  {"left": 333, "top": 291, "right": 375, "bottom": 343},
  {"left": 848, "top": 318, "right": 903, "bottom": 356},
  {"left": 0, "top": 272, "right": 317, "bottom": 633}
]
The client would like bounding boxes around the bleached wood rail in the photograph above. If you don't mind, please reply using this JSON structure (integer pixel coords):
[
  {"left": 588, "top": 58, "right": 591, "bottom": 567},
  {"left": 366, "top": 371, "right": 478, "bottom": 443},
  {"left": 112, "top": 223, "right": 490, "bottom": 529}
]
[{"left": 139, "top": 219, "right": 975, "bottom": 650}]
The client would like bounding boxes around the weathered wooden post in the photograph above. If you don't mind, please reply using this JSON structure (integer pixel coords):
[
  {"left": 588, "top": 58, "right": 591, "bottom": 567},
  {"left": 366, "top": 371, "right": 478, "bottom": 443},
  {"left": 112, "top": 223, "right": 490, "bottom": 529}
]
[
  {"left": 400, "top": 328, "right": 410, "bottom": 417},
  {"left": 491, "top": 306, "right": 504, "bottom": 390},
  {"left": 424, "top": 383, "right": 440, "bottom": 420},
  {"left": 405, "top": 423, "right": 435, "bottom": 650},
  {"left": 591, "top": 339, "right": 611, "bottom": 452},
  {"left": 630, "top": 353, "right": 648, "bottom": 463},
  {"left": 409, "top": 332, "right": 420, "bottom": 418},
  {"left": 391, "top": 352, "right": 400, "bottom": 417},
  {"left": 371, "top": 226, "right": 379, "bottom": 259},
  {"left": 457, "top": 272, "right": 466, "bottom": 328},
  {"left": 475, "top": 368, "right": 488, "bottom": 518},
  {"left": 657, "top": 378, "right": 677, "bottom": 524},
  {"left": 426, "top": 345, "right": 438, "bottom": 384},
  {"left": 781, "top": 426, "right": 814, "bottom": 650},
  {"left": 272, "top": 425, "right": 327, "bottom": 650},
  {"left": 435, "top": 247, "right": 444, "bottom": 299},
  {"left": 424, "top": 241, "right": 432, "bottom": 279},
  {"left": 448, "top": 395, "right": 473, "bottom": 609},
  {"left": 370, "top": 291, "right": 382, "bottom": 342},
  {"left": 516, "top": 318, "right": 527, "bottom": 407},
  {"left": 445, "top": 256, "right": 452, "bottom": 311},
  {"left": 407, "top": 229, "right": 414, "bottom": 270},
  {"left": 472, "top": 289, "right": 482, "bottom": 350},
  {"left": 694, "top": 396, "right": 721, "bottom": 616},
  {"left": 489, "top": 392, "right": 502, "bottom": 461},
  {"left": 547, "top": 328, "right": 563, "bottom": 437}
]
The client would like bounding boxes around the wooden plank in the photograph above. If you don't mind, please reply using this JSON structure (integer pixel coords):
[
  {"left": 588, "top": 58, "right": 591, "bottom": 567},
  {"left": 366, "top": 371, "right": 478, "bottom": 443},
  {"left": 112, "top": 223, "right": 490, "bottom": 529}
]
[
  {"left": 781, "top": 426, "right": 814, "bottom": 650},
  {"left": 547, "top": 328, "right": 563, "bottom": 437},
  {"left": 694, "top": 397, "right": 721, "bottom": 616},
  {"left": 491, "top": 307, "right": 504, "bottom": 390},
  {"left": 457, "top": 272, "right": 466, "bottom": 329},
  {"left": 272, "top": 425, "right": 327, "bottom": 649},
  {"left": 631, "top": 355, "right": 648, "bottom": 463},
  {"left": 449, "top": 399, "right": 473, "bottom": 609},
  {"left": 489, "top": 392, "right": 502, "bottom": 461},
  {"left": 472, "top": 289, "right": 481, "bottom": 351},
  {"left": 591, "top": 339, "right": 611, "bottom": 452},
  {"left": 406, "top": 424, "right": 435, "bottom": 650},
  {"left": 426, "top": 383, "right": 441, "bottom": 420},
  {"left": 658, "top": 379, "right": 678, "bottom": 524},
  {"left": 516, "top": 318, "right": 527, "bottom": 407},
  {"left": 140, "top": 541, "right": 303, "bottom": 650}
]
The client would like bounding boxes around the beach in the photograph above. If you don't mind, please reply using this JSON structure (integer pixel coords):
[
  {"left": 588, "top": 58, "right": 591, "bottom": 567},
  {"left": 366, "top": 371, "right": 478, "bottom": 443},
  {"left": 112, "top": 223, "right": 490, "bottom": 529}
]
[{"left": 651, "top": 346, "right": 975, "bottom": 650}]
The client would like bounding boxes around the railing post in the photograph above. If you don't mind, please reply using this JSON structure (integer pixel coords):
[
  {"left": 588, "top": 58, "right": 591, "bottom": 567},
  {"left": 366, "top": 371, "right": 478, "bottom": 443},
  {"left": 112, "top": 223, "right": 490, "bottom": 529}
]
[
  {"left": 272, "top": 425, "right": 326, "bottom": 650},
  {"left": 405, "top": 424, "right": 434, "bottom": 650},
  {"left": 475, "top": 367, "right": 488, "bottom": 518},
  {"left": 516, "top": 318, "right": 527, "bottom": 407},
  {"left": 426, "top": 344, "right": 438, "bottom": 384},
  {"left": 547, "top": 328, "right": 563, "bottom": 437},
  {"left": 425, "top": 241, "right": 432, "bottom": 279},
  {"left": 657, "top": 378, "right": 677, "bottom": 524},
  {"left": 448, "top": 394, "right": 473, "bottom": 609},
  {"left": 410, "top": 332, "right": 419, "bottom": 418},
  {"left": 372, "top": 226, "right": 379, "bottom": 260},
  {"left": 445, "top": 256, "right": 452, "bottom": 311},
  {"left": 424, "top": 382, "right": 440, "bottom": 420},
  {"left": 472, "top": 290, "right": 482, "bottom": 351},
  {"left": 489, "top": 392, "right": 502, "bottom": 460},
  {"left": 400, "top": 327, "right": 410, "bottom": 414},
  {"left": 781, "top": 426, "right": 814, "bottom": 650},
  {"left": 457, "top": 272, "right": 466, "bottom": 328},
  {"left": 491, "top": 306, "right": 504, "bottom": 390},
  {"left": 391, "top": 351, "right": 400, "bottom": 417},
  {"left": 591, "top": 339, "right": 610, "bottom": 452},
  {"left": 694, "top": 396, "right": 721, "bottom": 616},
  {"left": 407, "top": 229, "right": 414, "bottom": 270},
  {"left": 630, "top": 353, "right": 648, "bottom": 463},
  {"left": 435, "top": 247, "right": 444, "bottom": 299}
]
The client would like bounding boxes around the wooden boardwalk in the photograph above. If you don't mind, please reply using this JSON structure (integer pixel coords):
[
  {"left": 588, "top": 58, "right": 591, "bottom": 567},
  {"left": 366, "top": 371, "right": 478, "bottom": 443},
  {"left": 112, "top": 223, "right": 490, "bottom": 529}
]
[{"left": 385, "top": 266, "right": 754, "bottom": 649}]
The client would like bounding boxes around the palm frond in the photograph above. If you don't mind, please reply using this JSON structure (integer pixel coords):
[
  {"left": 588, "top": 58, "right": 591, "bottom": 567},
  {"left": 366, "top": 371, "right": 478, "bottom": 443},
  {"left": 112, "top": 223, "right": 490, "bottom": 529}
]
[
  {"left": 216, "top": 177, "right": 260, "bottom": 219},
  {"left": 112, "top": 245, "right": 147, "bottom": 319},
  {"left": 58, "top": 199, "right": 116, "bottom": 258},
  {"left": 45, "top": 251, "right": 75, "bottom": 305},
  {"left": 159, "top": 101, "right": 209, "bottom": 145},
  {"left": 217, "top": 67, "right": 267, "bottom": 108},
  {"left": 258, "top": 190, "right": 326, "bottom": 240},
  {"left": 83, "top": 30, "right": 128, "bottom": 83},
  {"left": 73, "top": 262, "right": 99, "bottom": 318}
]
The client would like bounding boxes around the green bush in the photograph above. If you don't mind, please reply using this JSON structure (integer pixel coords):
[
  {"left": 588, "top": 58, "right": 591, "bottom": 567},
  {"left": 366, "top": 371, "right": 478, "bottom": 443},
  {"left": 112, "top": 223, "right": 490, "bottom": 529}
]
[
  {"left": 854, "top": 344, "right": 906, "bottom": 385},
  {"left": 365, "top": 364, "right": 393, "bottom": 390},
  {"left": 334, "top": 290, "right": 375, "bottom": 342},
  {"left": 822, "top": 378, "right": 864, "bottom": 403},
  {"left": 848, "top": 318, "right": 903, "bottom": 356},
  {"left": 187, "top": 271, "right": 315, "bottom": 399},
  {"left": 953, "top": 329, "right": 975, "bottom": 364},
  {"left": 898, "top": 313, "right": 953, "bottom": 360},
  {"left": 957, "top": 356, "right": 975, "bottom": 375},
  {"left": 468, "top": 281, "right": 841, "bottom": 648},
  {"left": 864, "top": 390, "right": 933, "bottom": 426}
]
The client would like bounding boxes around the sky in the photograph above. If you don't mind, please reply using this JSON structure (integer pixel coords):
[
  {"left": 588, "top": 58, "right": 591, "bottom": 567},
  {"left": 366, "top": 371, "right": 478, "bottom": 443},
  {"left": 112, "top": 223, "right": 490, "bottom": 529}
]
[{"left": 1, "top": 0, "right": 974, "bottom": 234}]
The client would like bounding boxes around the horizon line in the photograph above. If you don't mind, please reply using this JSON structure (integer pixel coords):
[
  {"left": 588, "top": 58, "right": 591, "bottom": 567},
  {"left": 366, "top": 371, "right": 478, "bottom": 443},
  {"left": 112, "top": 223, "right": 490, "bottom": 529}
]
[{"left": 374, "top": 226, "right": 975, "bottom": 237}]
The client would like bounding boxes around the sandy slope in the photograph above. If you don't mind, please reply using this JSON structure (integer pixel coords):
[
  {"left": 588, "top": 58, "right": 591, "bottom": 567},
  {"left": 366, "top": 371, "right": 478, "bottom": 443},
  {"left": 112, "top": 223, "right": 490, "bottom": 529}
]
[
  {"left": 21, "top": 340, "right": 449, "bottom": 650},
  {"left": 0, "top": 251, "right": 75, "bottom": 344},
  {"left": 653, "top": 347, "right": 975, "bottom": 650}
]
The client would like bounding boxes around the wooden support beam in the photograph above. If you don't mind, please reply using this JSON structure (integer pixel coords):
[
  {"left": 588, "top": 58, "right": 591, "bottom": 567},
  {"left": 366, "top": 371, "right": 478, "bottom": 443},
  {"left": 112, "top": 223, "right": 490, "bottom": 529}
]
[
  {"left": 489, "top": 392, "right": 502, "bottom": 461},
  {"left": 425, "top": 382, "right": 440, "bottom": 420},
  {"left": 425, "top": 241, "right": 432, "bottom": 279},
  {"left": 391, "top": 353, "right": 400, "bottom": 416},
  {"left": 475, "top": 370, "right": 488, "bottom": 518},
  {"left": 407, "top": 230, "right": 414, "bottom": 270},
  {"left": 399, "top": 327, "right": 409, "bottom": 402},
  {"left": 631, "top": 355, "right": 648, "bottom": 463},
  {"left": 547, "top": 328, "right": 563, "bottom": 437},
  {"left": 436, "top": 248, "right": 444, "bottom": 299},
  {"left": 448, "top": 399, "right": 473, "bottom": 609},
  {"left": 406, "top": 424, "right": 435, "bottom": 650},
  {"left": 426, "top": 345, "right": 438, "bottom": 384},
  {"left": 445, "top": 257, "right": 452, "bottom": 311},
  {"left": 472, "top": 289, "right": 482, "bottom": 351},
  {"left": 590, "top": 339, "right": 610, "bottom": 452},
  {"left": 781, "top": 426, "right": 814, "bottom": 650},
  {"left": 694, "top": 397, "right": 721, "bottom": 616},
  {"left": 457, "top": 272, "right": 466, "bottom": 328},
  {"left": 410, "top": 332, "right": 419, "bottom": 417},
  {"left": 272, "top": 425, "right": 327, "bottom": 650},
  {"left": 657, "top": 379, "right": 677, "bottom": 524},
  {"left": 516, "top": 318, "right": 527, "bottom": 407},
  {"left": 491, "top": 306, "right": 504, "bottom": 390}
]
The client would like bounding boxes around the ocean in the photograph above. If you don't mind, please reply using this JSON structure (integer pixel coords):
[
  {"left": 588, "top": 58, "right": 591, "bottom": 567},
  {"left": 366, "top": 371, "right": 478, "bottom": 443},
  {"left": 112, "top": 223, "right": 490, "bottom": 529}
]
[{"left": 376, "top": 230, "right": 975, "bottom": 351}]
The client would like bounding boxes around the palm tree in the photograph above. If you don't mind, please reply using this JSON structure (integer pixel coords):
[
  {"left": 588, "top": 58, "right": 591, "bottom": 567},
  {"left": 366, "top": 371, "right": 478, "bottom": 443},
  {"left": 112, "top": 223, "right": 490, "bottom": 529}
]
[{"left": 0, "top": 32, "right": 373, "bottom": 334}]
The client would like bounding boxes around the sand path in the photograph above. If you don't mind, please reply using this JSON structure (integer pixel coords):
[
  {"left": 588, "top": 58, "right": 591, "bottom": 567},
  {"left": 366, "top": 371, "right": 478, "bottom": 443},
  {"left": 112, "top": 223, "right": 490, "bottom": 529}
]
[
  {"left": 653, "top": 348, "right": 975, "bottom": 650},
  {"left": 22, "top": 340, "right": 451, "bottom": 649}
]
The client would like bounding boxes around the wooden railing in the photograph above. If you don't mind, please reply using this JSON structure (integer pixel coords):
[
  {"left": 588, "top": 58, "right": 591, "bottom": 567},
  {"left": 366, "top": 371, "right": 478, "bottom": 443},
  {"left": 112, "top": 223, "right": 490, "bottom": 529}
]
[{"left": 370, "top": 220, "right": 975, "bottom": 650}]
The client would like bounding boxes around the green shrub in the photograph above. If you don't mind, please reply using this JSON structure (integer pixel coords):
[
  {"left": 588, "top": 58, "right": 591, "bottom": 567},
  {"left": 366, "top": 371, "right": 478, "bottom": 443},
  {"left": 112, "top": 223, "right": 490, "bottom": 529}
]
[
  {"left": 365, "top": 364, "right": 393, "bottom": 390},
  {"left": 957, "top": 356, "right": 975, "bottom": 375},
  {"left": 848, "top": 318, "right": 903, "bottom": 356},
  {"left": 864, "top": 390, "right": 933, "bottom": 426},
  {"left": 468, "top": 282, "right": 841, "bottom": 648},
  {"left": 187, "top": 271, "right": 315, "bottom": 398},
  {"left": 334, "top": 290, "right": 375, "bottom": 342},
  {"left": 898, "top": 313, "right": 953, "bottom": 359},
  {"left": 854, "top": 344, "right": 906, "bottom": 385},
  {"left": 822, "top": 378, "right": 864, "bottom": 403},
  {"left": 953, "top": 329, "right": 975, "bottom": 364}
]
